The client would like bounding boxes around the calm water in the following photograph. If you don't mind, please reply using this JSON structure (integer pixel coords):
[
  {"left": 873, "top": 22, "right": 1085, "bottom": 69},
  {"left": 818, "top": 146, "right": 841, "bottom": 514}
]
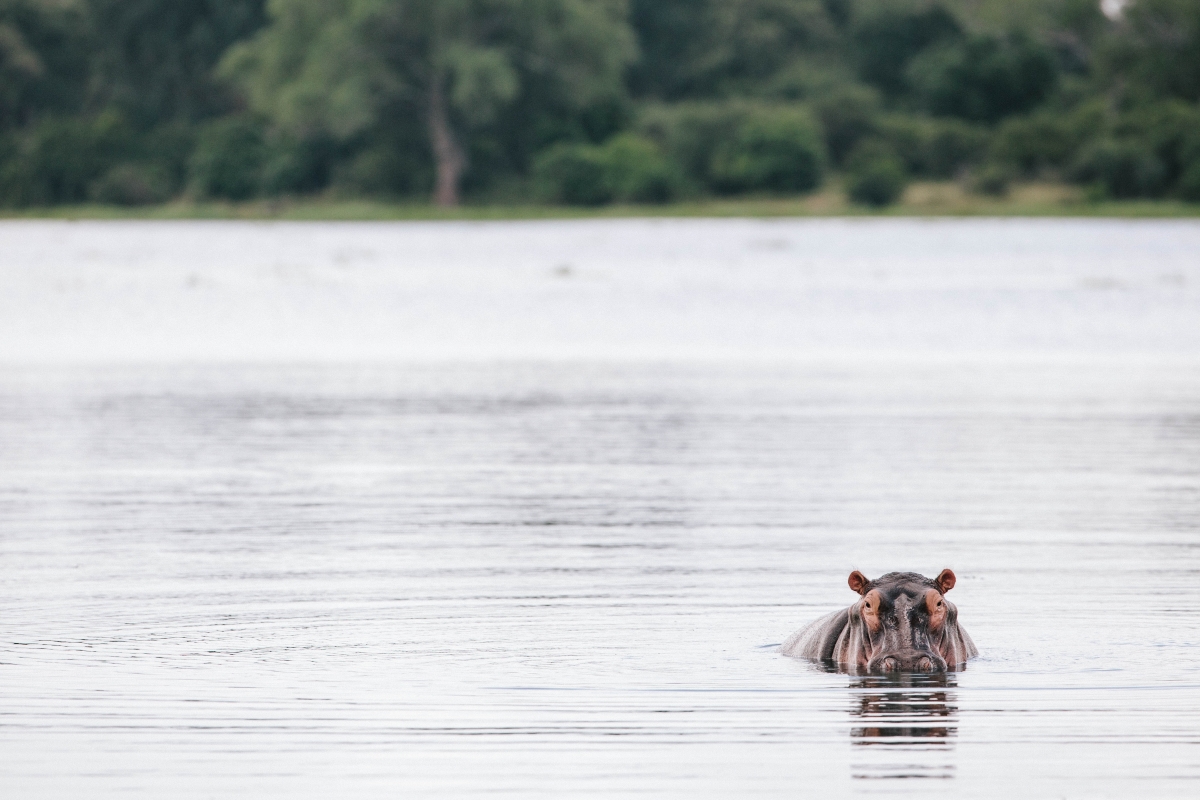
[{"left": 1, "top": 220, "right": 1199, "bottom": 797}]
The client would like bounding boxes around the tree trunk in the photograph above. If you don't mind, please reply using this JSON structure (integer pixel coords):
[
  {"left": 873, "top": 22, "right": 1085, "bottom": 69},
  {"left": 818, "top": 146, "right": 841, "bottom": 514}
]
[{"left": 428, "top": 76, "right": 466, "bottom": 207}]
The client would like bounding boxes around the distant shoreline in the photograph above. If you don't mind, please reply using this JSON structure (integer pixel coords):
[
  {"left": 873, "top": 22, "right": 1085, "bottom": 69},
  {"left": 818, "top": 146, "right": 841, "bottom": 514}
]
[{"left": 4, "top": 182, "right": 1200, "bottom": 221}]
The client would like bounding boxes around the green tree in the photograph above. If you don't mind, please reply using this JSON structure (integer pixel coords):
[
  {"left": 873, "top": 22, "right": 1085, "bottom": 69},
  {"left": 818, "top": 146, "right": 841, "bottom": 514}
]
[
  {"left": 852, "top": 2, "right": 961, "bottom": 99},
  {"left": 628, "top": 0, "right": 841, "bottom": 100},
  {"left": 87, "top": 0, "right": 268, "bottom": 126},
  {"left": 222, "top": 0, "right": 635, "bottom": 206},
  {"left": 0, "top": 0, "right": 89, "bottom": 131},
  {"left": 1106, "top": 0, "right": 1200, "bottom": 102},
  {"left": 908, "top": 31, "right": 1058, "bottom": 123}
]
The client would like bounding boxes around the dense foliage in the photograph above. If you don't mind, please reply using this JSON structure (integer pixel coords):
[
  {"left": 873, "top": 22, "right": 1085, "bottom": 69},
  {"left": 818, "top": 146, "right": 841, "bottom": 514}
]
[{"left": 2, "top": 0, "right": 1199, "bottom": 207}]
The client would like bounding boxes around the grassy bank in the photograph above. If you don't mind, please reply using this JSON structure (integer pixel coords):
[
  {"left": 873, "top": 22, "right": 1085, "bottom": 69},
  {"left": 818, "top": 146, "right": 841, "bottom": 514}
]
[{"left": 4, "top": 182, "right": 1200, "bottom": 221}]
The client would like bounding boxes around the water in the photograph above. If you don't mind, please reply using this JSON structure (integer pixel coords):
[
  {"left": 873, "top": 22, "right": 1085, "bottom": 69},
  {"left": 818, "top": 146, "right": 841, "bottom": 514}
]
[{"left": 1, "top": 219, "right": 1199, "bottom": 797}]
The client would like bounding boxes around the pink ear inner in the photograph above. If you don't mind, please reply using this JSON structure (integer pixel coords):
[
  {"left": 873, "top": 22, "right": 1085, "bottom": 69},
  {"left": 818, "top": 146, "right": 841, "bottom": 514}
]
[
  {"left": 936, "top": 568, "right": 956, "bottom": 593},
  {"left": 847, "top": 570, "right": 870, "bottom": 595}
]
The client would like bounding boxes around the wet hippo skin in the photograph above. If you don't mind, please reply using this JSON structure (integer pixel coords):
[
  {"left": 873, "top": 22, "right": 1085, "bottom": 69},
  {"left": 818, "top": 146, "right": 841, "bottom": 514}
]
[{"left": 782, "top": 570, "right": 977, "bottom": 673}]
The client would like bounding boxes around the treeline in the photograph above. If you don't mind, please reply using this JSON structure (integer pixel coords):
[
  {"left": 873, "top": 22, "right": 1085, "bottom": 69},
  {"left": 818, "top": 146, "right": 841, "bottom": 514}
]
[{"left": 2, "top": 0, "right": 1199, "bottom": 208}]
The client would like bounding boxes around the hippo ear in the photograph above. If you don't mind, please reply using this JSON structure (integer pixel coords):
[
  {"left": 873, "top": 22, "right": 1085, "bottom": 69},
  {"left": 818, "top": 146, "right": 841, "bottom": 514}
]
[
  {"left": 848, "top": 571, "right": 870, "bottom": 595},
  {"left": 936, "top": 569, "right": 957, "bottom": 593}
]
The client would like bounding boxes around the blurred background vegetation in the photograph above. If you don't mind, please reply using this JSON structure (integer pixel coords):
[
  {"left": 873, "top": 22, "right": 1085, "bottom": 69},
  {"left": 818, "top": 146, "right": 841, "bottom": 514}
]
[{"left": 1, "top": 0, "right": 1199, "bottom": 209}]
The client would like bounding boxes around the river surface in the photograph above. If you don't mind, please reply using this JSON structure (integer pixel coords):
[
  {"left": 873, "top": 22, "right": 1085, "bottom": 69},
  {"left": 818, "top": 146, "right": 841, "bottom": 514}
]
[{"left": 1, "top": 219, "right": 1199, "bottom": 797}]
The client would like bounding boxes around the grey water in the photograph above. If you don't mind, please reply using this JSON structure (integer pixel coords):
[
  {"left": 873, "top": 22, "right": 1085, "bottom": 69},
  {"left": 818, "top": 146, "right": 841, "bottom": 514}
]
[{"left": 1, "top": 219, "right": 1199, "bottom": 797}]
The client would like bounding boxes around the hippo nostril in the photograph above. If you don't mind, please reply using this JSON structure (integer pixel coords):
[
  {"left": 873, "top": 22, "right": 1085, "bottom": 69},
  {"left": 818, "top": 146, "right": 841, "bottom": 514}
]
[{"left": 869, "top": 652, "right": 945, "bottom": 673}]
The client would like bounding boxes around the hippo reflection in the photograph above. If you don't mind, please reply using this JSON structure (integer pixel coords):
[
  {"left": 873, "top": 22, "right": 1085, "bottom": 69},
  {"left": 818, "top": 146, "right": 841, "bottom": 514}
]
[
  {"left": 849, "top": 672, "right": 958, "bottom": 782},
  {"left": 849, "top": 672, "right": 956, "bottom": 743},
  {"left": 782, "top": 570, "right": 977, "bottom": 673}
]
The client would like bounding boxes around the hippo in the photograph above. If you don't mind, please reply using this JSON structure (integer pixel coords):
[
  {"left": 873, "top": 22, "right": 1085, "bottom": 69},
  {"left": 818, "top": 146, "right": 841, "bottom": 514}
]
[{"left": 781, "top": 569, "right": 977, "bottom": 673}]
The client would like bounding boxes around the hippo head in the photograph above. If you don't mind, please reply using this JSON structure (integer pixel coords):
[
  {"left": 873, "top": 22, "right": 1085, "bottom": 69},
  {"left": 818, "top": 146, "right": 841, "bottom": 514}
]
[{"left": 848, "top": 569, "right": 960, "bottom": 673}]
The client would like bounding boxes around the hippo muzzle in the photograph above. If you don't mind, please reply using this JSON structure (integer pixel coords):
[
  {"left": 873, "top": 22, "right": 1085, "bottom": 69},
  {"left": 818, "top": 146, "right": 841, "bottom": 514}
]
[{"left": 867, "top": 650, "right": 948, "bottom": 673}]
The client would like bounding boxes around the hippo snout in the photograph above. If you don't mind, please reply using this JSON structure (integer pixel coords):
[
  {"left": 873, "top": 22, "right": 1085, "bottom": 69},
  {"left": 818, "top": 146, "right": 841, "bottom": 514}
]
[{"left": 868, "top": 651, "right": 947, "bottom": 673}]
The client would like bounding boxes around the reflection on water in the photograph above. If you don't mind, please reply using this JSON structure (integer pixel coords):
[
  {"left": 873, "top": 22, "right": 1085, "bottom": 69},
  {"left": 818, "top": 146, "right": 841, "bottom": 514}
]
[{"left": 849, "top": 673, "right": 958, "bottom": 781}]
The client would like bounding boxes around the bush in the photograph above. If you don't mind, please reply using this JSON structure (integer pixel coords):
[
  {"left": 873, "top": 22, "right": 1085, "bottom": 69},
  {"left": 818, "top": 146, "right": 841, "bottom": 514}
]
[
  {"left": 1114, "top": 101, "right": 1200, "bottom": 186},
  {"left": 709, "top": 107, "right": 825, "bottom": 194},
  {"left": 812, "top": 86, "right": 881, "bottom": 167},
  {"left": 600, "top": 133, "right": 680, "bottom": 203},
  {"left": 845, "top": 141, "right": 908, "bottom": 207},
  {"left": 989, "top": 106, "right": 1103, "bottom": 176},
  {"left": 138, "top": 123, "right": 195, "bottom": 194},
  {"left": 970, "top": 163, "right": 1012, "bottom": 196},
  {"left": 188, "top": 116, "right": 266, "bottom": 200},
  {"left": 335, "top": 147, "right": 416, "bottom": 198},
  {"left": 0, "top": 111, "right": 133, "bottom": 206},
  {"left": 332, "top": 132, "right": 432, "bottom": 198},
  {"left": 637, "top": 102, "right": 747, "bottom": 185},
  {"left": 1180, "top": 132, "right": 1200, "bottom": 201},
  {"left": 533, "top": 142, "right": 614, "bottom": 205},
  {"left": 263, "top": 134, "right": 334, "bottom": 196},
  {"left": 89, "top": 163, "right": 172, "bottom": 205},
  {"left": 637, "top": 101, "right": 825, "bottom": 195},
  {"left": 875, "top": 115, "right": 988, "bottom": 178},
  {"left": 1070, "top": 139, "right": 1166, "bottom": 199},
  {"left": 926, "top": 119, "right": 991, "bottom": 177},
  {"left": 1180, "top": 162, "right": 1200, "bottom": 202},
  {"left": 533, "top": 133, "right": 680, "bottom": 206}
]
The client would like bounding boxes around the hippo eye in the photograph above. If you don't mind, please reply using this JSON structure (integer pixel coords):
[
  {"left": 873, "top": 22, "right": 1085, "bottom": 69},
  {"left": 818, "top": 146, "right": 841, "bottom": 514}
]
[{"left": 937, "top": 600, "right": 943, "bottom": 607}]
